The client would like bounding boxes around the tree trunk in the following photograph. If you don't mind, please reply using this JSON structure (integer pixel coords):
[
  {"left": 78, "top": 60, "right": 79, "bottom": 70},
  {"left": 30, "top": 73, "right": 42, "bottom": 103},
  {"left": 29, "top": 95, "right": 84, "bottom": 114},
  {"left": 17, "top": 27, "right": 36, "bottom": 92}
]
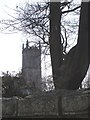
[
  {"left": 49, "top": 2, "right": 63, "bottom": 89},
  {"left": 89, "top": 2, "right": 90, "bottom": 63},
  {"left": 55, "top": 2, "right": 89, "bottom": 90}
]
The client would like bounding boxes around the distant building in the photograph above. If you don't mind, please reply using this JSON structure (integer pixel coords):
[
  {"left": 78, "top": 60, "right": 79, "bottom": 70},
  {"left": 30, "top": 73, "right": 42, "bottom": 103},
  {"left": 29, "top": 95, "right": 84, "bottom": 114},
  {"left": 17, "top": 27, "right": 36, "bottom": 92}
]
[{"left": 22, "top": 40, "right": 41, "bottom": 91}]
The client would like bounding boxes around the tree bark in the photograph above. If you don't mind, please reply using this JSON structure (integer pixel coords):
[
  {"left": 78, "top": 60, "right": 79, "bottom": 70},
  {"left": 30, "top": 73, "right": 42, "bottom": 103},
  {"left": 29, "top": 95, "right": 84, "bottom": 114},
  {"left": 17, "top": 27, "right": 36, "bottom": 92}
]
[
  {"left": 55, "top": 2, "right": 89, "bottom": 90},
  {"left": 89, "top": 2, "right": 90, "bottom": 63},
  {"left": 49, "top": 2, "right": 63, "bottom": 89}
]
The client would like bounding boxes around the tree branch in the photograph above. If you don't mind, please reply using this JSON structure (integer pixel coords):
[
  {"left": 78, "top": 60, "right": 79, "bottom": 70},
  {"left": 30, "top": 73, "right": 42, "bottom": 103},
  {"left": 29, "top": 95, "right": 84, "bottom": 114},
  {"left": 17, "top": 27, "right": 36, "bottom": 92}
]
[{"left": 62, "top": 6, "right": 81, "bottom": 14}]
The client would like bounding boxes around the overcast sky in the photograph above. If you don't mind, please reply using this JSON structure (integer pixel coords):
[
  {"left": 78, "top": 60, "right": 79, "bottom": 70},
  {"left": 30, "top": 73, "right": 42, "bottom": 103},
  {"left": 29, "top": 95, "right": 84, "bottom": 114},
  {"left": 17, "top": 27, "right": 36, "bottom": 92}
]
[
  {"left": 0, "top": 0, "right": 52, "bottom": 77},
  {"left": 0, "top": 0, "right": 26, "bottom": 75}
]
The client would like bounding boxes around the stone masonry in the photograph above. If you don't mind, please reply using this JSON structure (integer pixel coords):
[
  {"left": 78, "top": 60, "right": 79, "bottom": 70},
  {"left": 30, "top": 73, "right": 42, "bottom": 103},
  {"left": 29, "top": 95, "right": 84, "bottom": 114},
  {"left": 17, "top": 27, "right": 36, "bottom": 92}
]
[
  {"left": 2, "top": 89, "right": 90, "bottom": 118},
  {"left": 22, "top": 40, "right": 41, "bottom": 91}
]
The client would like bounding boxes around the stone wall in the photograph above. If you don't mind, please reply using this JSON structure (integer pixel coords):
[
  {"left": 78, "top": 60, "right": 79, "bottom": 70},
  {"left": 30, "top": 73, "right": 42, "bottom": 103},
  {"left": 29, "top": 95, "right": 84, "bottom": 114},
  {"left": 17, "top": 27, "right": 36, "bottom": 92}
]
[
  {"left": 2, "top": 89, "right": 90, "bottom": 118},
  {"left": 61, "top": 90, "right": 90, "bottom": 118}
]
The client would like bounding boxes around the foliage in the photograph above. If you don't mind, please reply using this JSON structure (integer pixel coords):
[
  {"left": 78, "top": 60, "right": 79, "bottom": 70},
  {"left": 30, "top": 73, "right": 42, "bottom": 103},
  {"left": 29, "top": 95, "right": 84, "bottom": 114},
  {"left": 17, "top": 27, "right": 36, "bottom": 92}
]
[
  {"left": 2, "top": 71, "right": 26, "bottom": 97},
  {"left": 42, "top": 75, "right": 55, "bottom": 91},
  {"left": 2, "top": 71, "right": 55, "bottom": 97}
]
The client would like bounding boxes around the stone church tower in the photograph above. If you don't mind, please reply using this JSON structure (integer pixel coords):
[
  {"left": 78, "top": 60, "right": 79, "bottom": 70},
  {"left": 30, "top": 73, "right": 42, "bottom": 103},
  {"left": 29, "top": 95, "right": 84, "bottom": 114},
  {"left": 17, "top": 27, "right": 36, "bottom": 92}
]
[{"left": 22, "top": 40, "right": 41, "bottom": 90}]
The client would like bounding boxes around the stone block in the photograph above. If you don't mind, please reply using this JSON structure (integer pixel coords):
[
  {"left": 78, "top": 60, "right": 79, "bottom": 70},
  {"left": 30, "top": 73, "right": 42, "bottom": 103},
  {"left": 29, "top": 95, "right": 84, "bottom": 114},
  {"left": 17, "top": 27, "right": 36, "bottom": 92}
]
[
  {"left": 18, "top": 94, "right": 58, "bottom": 117},
  {"left": 62, "top": 90, "right": 90, "bottom": 117},
  {"left": 2, "top": 97, "right": 18, "bottom": 117}
]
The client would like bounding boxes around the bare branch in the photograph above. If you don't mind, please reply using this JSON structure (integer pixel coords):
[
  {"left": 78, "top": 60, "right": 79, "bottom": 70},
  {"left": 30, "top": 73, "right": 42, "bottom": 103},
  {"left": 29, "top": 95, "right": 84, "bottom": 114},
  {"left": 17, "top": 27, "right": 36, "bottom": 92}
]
[{"left": 62, "top": 5, "right": 81, "bottom": 14}]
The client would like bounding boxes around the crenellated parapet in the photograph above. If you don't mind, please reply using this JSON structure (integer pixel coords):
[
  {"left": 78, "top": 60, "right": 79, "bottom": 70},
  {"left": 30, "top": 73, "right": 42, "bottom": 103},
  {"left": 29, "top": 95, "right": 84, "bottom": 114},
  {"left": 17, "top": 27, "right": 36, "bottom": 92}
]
[{"left": 22, "top": 40, "right": 41, "bottom": 52}]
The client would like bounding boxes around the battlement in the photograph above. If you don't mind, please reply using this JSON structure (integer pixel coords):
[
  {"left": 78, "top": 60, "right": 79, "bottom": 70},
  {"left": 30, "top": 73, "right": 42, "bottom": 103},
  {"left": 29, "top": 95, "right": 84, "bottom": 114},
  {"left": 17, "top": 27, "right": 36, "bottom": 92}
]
[{"left": 22, "top": 40, "right": 41, "bottom": 52}]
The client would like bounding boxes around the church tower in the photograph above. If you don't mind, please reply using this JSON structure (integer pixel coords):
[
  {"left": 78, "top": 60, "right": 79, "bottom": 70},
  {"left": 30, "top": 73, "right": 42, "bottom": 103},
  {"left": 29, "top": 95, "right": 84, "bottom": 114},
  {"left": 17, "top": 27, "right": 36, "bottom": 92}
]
[{"left": 22, "top": 40, "right": 41, "bottom": 91}]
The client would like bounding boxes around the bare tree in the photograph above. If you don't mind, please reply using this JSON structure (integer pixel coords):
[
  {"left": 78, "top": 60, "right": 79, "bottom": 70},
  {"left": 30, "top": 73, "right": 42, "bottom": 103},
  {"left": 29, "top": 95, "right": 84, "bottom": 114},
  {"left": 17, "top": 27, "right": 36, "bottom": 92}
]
[
  {"left": 1, "top": 1, "right": 83, "bottom": 89},
  {"left": 0, "top": 1, "right": 80, "bottom": 53}
]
